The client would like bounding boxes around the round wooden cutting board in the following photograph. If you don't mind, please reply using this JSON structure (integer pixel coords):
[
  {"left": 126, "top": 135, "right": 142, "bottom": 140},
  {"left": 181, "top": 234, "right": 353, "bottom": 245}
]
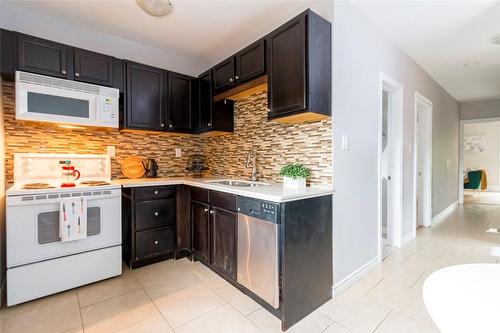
[{"left": 121, "top": 156, "right": 146, "bottom": 179}]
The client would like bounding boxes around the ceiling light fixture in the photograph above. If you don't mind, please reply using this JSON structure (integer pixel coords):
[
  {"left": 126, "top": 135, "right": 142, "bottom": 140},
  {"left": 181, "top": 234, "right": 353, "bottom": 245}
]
[
  {"left": 464, "top": 61, "right": 480, "bottom": 69},
  {"left": 136, "top": 0, "right": 173, "bottom": 17}
]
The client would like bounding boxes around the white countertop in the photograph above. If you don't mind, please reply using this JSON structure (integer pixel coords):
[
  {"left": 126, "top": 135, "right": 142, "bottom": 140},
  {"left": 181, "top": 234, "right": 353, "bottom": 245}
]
[{"left": 113, "top": 177, "right": 333, "bottom": 203}]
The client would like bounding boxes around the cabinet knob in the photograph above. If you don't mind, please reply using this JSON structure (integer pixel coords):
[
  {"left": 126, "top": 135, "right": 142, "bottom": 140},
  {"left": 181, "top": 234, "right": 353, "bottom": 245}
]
[
  {"left": 61, "top": 70, "right": 67, "bottom": 74},
  {"left": 154, "top": 190, "right": 159, "bottom": 195},
  {"left": 75, "top": 72, "right": 80, "bottom": 77},
  {"left": 161, "top": 123, "right": 165, "bottom": 128},
  {"left": 235, "top": 75, "right": 239, "bottom": 80},
  {"left": 229, "top": 77, "right": 234, "bottom": 82},
  {"left": 267, "top": 108, "right": 270, "bottom": 112},
  {"left": 154, "top": 240, "right": 159, "bottom": 245},
  {"left": 209, "top": 210, "right": 214, "bottom": 215},
  {"left": 207, "top": 123, "right": 211, "bottom": 127},
  {"left": 169, "top": 123, "right": 173, "bottom": 128},
  {"left": 204, "top": 208, "right": 209, "bottom": 213},
  {"left": 154, "top": 211, "right": 159, "bottom": 216}
]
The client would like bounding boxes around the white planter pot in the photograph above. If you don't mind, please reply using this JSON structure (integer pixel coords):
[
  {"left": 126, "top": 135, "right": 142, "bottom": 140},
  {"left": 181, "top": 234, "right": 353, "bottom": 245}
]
[{"left": 283, "top": 176, "right": 306, "bottom": 190}]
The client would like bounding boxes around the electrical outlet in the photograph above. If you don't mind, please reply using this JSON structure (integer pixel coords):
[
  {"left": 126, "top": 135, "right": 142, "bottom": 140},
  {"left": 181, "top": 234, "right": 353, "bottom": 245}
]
[
  {"left": 175, "top": 148, "right": 182, "bottom": 158},
  {"left": 107, "top": 146, "right": 116, "bottom": 157}
]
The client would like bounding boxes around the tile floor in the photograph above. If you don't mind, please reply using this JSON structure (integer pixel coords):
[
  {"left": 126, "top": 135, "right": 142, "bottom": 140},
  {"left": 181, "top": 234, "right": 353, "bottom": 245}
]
[{"left": 2, "top": 202, "right": 500, "bottom": 332}]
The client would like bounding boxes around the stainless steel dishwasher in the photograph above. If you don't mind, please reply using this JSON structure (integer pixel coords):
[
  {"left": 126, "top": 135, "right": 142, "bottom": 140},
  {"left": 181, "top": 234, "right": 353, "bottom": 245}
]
[{"left": 237, "top": 196, "right": 280, "bottom": 308}]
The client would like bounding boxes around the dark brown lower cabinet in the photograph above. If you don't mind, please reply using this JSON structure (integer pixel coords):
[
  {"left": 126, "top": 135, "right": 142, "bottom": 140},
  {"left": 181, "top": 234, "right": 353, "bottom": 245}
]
[
  {"left": 190, "top": 188, "right": 238, "bottom": 281},
  {"left": 211, "top": 207, "right": 237, "bottom": 279},
  {"left": 122, "top": 185, "right": 177, "bottom": 268},
  {"left": 191, "top": 200, "right": 210, "bottom": 263}
]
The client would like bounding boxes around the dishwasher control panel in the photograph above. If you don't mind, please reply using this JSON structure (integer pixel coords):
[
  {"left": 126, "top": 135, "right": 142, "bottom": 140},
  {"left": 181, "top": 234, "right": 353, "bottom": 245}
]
[{"left": 237, "top": 196, "right": 280, "bottom": 224}]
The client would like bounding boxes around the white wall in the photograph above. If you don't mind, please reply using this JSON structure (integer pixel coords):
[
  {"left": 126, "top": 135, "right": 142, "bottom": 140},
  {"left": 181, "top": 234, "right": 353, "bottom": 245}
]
[
  {"left": 333, "top": 1, "right": 459, "bottom": 287},
  {"left": 464, "top": 122, "right": 500, "bottom": 190},
  {"left": 461, "top": 99, "right": 500, "bottom": 120},
  {"left": 0, "top": 2, "right": 205, "bottom": 76}
]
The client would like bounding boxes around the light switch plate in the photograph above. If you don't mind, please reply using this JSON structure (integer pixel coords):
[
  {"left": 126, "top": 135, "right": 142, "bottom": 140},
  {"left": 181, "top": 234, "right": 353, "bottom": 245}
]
[
  {"left": 106, "top": 146, "right": 115, "bottom": 157},
  {"left": 341, "top": 135, "right": 349, "bottom": 151},
  {"left": 175, "top": 148, "right": 182, "bottom": 158}
]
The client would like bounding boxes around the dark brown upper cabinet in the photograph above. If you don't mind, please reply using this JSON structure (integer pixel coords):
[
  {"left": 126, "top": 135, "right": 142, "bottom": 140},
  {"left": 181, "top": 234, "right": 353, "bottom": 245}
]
[
  {"left": 235, "top": 39, "right": 265, "bottom": 84},
  {"left": 198, "top": 70, "right": 213, "bottom": 132},
  {"left": 266, "top": 10, "right": 331, "bottom": 123},
  {"left": 74, "top": 48, "right": 114, "bottom": 86},
  {"left": 212, "top": 57, "right": 235, "bottom": 92},
  {"left": 192, "top": 70, "right": 234, "bottom": 134},
  {"left": 17, "top": 33, "right": 71, "bottom": 79},
  {"left": 212, "top": 39, "right": 266, "bottom": 95},
  {"left": 125, "top": 61, "right": 165, "bottom": 131},
  {"left": 1, "top": 29, "right": 17, "bottom": 81},
  {"left": 167, "top": 71, "right": 193, "bottom": 132}
]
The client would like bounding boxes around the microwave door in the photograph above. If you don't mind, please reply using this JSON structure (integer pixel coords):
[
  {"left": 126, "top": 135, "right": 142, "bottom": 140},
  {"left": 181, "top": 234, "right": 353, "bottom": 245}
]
[{"left": 16, "top": 81, "right": 97, "bottom": 126}]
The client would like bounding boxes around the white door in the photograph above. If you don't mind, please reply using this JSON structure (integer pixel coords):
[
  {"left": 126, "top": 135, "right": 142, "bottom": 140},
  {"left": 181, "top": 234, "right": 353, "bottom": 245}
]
[
  {"left": 380, "top": 78, "right": 403, "bottom": 251},
  {"left": 415, "top": 94, "right": 433, "bottom": 228}
]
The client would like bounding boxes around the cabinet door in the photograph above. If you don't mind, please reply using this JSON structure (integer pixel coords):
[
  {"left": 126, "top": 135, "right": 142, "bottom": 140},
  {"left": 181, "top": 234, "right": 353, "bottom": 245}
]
[
  {"left": 74, "top": 49, "right": 114, "bottom": 86},
  {"left": 135, "top": 227, "right": 176, "bottom": 261},
  {"left": 167, "top": 72, "right": 192, "bottom": 131},
  {"left": 235, "top": 39, "right": 265, "bottom": 84},
  {"left": 18, "top": 33, "right": 69, "bottom": 79},
  {"left": 191, "top": 201, "right": 210, "bottom": 262},
  {"left": 267, "top": 14, "right": 306, "bottom": 117},
  {"left": 212, "top": 57, "right": 235, "bottom": 92},
  {"left": 198, "top": 70, "right": 213, "bottom": 131},
  {"left": 211, "top": 207, "right": 237, "bottom": 279},
  {"left": 125, "top": 61, "right": 165, "bottom": 130}
]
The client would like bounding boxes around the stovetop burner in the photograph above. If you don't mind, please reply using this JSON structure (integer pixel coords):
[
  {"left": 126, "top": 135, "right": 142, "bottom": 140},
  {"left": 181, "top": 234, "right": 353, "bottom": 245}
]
[
  {"left": 79, "top": 180, "right": 111, "bottom": 186},
  {"left": 22, "top": 183, "right": 56, "bottom": 190}
]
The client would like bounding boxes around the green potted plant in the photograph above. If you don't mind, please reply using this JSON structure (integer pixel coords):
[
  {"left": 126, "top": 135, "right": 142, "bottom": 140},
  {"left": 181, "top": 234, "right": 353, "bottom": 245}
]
[{"left": 279, "top": 163, "right": 311, "bottom": 189}]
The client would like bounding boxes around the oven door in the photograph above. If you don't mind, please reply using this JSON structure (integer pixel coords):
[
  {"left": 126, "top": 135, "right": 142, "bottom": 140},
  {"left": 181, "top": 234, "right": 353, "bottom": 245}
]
[
  {"left": 15, "top": 80, "right": 98, "bottom": 126},
  {"left": 6, "top": 189, "right": 121, "bottom": 268}
]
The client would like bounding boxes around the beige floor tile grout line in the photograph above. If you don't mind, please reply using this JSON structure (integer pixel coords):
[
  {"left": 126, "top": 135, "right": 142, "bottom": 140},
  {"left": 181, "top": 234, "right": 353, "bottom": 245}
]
[{"left": 129, "top": 267, "right": 177, "bottom": 333}]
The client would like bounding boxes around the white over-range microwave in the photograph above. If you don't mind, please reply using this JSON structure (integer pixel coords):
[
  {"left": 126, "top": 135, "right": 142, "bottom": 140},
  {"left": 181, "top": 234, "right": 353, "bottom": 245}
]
[{"left": 15, "top": 71, "right": 119, "bottom": 128}]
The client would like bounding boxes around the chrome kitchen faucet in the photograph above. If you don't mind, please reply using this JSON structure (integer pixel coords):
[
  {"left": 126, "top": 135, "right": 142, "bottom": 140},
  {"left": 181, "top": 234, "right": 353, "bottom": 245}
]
[{"left": 245, "top": 149, "right": 261, "bottom": 181}]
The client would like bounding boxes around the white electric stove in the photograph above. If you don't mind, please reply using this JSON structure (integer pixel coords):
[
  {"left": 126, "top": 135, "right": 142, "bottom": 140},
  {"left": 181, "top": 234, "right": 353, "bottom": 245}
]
[{"left": 6, "top": 153, "right": 122, "bottom": 306}]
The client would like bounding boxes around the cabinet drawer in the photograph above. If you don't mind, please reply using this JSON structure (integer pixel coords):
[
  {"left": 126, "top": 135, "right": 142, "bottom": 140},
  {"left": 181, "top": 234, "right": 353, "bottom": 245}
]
[
  {"left": 190, "top": 187, "right": 209, "bottom": 203},
  {"left": 135, "top": 198, "right": 175, "bottom": 230},
  {"left": 135, "top": 227, "right": 175, "bottom": 261},
  {"left": 134, "top": 186, "right": 176, "bottom": 200},
  {"left": 210, "top": 191, "right": 236, "bottom": 211}
]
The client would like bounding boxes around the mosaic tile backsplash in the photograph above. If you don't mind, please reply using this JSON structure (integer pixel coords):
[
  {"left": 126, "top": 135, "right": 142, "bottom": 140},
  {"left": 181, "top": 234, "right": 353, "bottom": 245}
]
[{"left": 2, "top": 82, "right": 332, "bottom": 185}]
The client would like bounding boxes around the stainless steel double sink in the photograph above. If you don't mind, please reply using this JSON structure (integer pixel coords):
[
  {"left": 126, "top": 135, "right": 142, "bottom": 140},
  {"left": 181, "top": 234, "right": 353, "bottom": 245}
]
[{"left": 204, "top": 179, "right": 271, "bottom": 187}]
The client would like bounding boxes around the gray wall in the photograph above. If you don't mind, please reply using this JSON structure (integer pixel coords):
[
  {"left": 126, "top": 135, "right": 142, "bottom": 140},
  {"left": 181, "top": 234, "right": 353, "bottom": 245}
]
[
  {"left": 460, "top": 99, "right": 500, "bottom": 120},
  {"left": 333, "top": 1, "right": 459, "bottom": 287}
]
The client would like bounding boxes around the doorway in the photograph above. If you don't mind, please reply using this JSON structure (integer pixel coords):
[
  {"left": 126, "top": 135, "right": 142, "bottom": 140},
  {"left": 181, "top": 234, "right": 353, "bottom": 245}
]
[
  {"left": 379, "top": 74, "right": 404, "bottom": 260},
  {"left": 414, "top": 92, "right": 433, "bottom": 232},
  {"left": 459, "top": 118, "right": 500, "bottom": 205}
]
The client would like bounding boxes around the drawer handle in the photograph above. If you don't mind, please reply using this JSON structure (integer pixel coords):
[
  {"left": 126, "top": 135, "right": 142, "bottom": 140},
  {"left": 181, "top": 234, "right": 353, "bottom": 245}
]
[
  {"left": 154, "top": 240, "right": 159, "bottom": 245},
  {"left": 154, "top": 190, "right": 159, "bottom": 195},
  {"left": 209, "top": 210, "right": 214, "bottom": 215},
  {"left": 204, "top": 208, "right": 209, "bottom": 213},
  {"left": 154, "top": 211, "right": 159, "bottom": 216}
]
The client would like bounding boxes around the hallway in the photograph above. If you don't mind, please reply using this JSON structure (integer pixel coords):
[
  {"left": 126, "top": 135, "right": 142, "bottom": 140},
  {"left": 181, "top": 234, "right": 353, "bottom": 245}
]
[{"left": 327, "top": 203, "right": 500, "bottom": 332}]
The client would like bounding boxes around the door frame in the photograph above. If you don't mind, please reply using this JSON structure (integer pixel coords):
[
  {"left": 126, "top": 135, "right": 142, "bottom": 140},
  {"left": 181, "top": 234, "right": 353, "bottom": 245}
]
[
  {"left": 459, "top": 117, "right": 500, "bottom": 203},
  {"left": 378, "top": 73, "right": 404, "bottom": 262},
  {"left": 413, "top": 92, "right": 433, "bottom": 235}
]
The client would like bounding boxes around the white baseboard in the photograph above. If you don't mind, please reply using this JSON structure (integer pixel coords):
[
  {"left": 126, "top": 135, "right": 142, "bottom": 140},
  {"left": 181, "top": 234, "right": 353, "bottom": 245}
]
[
  {"left": 333, "top": 256, "right": 379, "bottom": 297},
  {"left": 431, "top": 201, "right": 458, "bottom": 225}
]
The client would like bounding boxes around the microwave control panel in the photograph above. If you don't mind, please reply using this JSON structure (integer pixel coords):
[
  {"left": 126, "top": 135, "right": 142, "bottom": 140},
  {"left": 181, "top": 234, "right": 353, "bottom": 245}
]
[{"left": 98, "top": 95, "right": 119, "bottom": 127}]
